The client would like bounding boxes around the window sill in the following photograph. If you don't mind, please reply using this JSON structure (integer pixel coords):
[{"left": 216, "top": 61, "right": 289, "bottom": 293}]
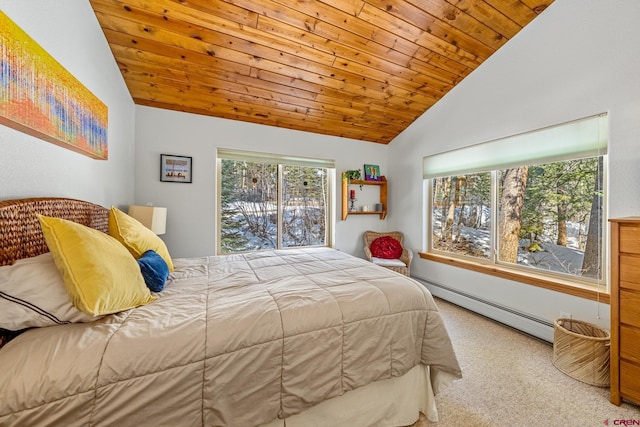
[{"left": 418, "top": 252, "right": 610, "bottom": 304}]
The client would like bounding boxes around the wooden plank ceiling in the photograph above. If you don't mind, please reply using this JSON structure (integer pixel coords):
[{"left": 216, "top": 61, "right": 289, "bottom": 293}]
[{"left": 90, "top": 0, "right": 553, "bottom": 144}]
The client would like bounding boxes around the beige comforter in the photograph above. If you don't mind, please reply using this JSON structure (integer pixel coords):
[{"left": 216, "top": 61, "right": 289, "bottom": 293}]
[{"left": 0, "top": 248, "right": 461, "bottom": 426}]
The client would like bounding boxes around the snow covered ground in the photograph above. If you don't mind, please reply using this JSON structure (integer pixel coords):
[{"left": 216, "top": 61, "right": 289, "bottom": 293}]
[
  {"left": 454, "top": 225, "right": 586, "bottom": 275},
  {"left": 433, "top": 207, "right": 591, "bottom": 277},
  {"left": 223, "top": 204, "right": 325, "bottom": 251}
]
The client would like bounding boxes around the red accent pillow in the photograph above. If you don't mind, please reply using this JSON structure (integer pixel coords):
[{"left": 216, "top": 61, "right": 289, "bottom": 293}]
[{"left": 370, "top": 236, "right": 403, "bottom": 259}]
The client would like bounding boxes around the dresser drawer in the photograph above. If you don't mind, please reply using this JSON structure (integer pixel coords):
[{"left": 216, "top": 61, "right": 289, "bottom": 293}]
[
  {"left": 620, "top": 290, "right": 640, "bottom": 328},
  {"left": 621, "top": 360, "right": 640, "bottom": 405},
  {"left": 610, "top": 219, "right": 640, "bottom": 406},
  {"left": 621, "top": 325, "right": 640, "bottom": 365},
  {"left": 620, "top": 225, "right": 640, "bottom": 254},
  {"left": 620, "top": 255, "right": 640, "bottom": 292}
]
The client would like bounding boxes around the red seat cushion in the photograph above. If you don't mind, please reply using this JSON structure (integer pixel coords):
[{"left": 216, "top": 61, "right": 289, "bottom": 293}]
[{"left": 370, "top": 236, "right": 403, "bottom": 259}]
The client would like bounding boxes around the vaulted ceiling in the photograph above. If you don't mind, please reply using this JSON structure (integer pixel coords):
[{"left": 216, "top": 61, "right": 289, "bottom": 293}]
[{"left": 89, "top": 0, "right": 553, "bottom": 144}]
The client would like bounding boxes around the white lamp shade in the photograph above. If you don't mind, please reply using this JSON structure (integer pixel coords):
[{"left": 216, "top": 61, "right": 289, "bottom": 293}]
[{"left": 127, "top": 205, "right": 167, "bottom": 235}]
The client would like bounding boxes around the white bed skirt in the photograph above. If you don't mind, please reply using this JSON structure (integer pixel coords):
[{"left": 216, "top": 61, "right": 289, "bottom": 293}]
[{"left": 261, "top": 364, "right": 443, "bottom": 427}]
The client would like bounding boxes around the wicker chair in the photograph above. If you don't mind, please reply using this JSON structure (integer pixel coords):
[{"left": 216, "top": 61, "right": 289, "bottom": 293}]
[{"left": 363, "top": 231, "right": 413, "bottom": 276}]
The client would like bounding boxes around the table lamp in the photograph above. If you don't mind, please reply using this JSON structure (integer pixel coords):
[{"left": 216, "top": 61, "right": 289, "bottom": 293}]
[{"left": 127, "top": 205, "right": 167, "bottom": 235}]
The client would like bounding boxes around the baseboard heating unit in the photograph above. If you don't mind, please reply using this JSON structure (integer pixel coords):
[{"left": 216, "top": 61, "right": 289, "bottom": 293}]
[{"left": 413, "top": 276, "right": 555, "bottom": 343}]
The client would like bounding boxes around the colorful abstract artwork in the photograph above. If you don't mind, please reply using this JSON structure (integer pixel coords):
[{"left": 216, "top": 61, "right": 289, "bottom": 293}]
[{"left": 0, "top": 11, "right": 108, "bottom": 159}]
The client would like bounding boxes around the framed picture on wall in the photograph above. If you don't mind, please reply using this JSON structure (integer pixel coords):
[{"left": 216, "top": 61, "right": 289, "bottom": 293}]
[
  {"left": 364, "top": 164, "right": 381, "bottom": 181},
  {"left": 160, "top": 154, "right": 192, "bottom": 183}
]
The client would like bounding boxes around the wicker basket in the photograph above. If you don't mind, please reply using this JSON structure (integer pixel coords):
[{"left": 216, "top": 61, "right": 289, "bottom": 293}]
[{"left": 552, "top": 318, "right": 610, "bottom": 387}]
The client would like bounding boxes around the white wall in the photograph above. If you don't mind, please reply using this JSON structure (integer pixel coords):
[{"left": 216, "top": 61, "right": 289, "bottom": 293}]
[
  {"left": 134, "top": 106, "right": 389, "bottom": 258},
  {"left": 388, "top": 0, "right": 640, "bottom": 337},
  {"left": 0, "top": 1, "right": 135, "bottom": 207}
]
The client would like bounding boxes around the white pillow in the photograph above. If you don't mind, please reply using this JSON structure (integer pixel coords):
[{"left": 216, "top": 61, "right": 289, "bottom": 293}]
[
  {"left": 0, "top": 253, "right": 100, "bottom": 331},
  {"left": 371, "top": 257, "right": 407, "bottom": 267}
]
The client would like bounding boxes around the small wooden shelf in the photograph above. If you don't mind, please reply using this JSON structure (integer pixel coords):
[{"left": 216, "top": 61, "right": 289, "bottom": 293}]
[{"left": 341, "top": 173, "right": 387, "bottom": 220}]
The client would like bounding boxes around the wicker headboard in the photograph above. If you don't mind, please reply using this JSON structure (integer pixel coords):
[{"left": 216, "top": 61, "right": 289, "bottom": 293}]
[{"left": 0, "top": 197, "right": 109, "bottom": 266}]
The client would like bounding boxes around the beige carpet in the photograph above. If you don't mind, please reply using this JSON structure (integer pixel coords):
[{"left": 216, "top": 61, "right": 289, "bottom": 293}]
[{"left": 408, "top": 298, "right": 640, "bottom": 427}]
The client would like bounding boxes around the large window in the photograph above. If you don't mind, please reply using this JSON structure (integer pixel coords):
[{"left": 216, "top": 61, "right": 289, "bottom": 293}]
[
  {"left": 217, "top": 149, "right": 334, "bottom": 254},
  {"left": 425, "top": 115, "right": 608, "bottom": 292}
]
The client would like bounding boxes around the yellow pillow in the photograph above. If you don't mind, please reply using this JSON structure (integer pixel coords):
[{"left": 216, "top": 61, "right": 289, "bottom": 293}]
[
  {"left": 108, "top": 207, "right": 174, "bottom": 271},
  {"left": 38, "top": 215, "right": 156, "bottom": 316}
]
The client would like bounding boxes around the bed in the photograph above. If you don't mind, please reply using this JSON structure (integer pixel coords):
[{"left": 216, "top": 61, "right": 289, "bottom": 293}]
[{"left": 0, "top": 197, "right": 461, "bottom": 427}]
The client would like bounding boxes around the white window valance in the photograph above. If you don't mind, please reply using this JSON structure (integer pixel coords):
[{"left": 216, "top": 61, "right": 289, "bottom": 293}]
[
  {"left": 423, "top": 114, "right": 608, "bottom": 179},
  {"left": 217, "top": 148, "right": 335, "bottom": 169}
]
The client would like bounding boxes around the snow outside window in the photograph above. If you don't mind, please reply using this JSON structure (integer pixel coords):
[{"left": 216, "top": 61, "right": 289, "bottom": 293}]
[
  {"left": 217, "top": 149, "right": 334, "bottom": 254},
  {"left": 426, "top": 115, "right": 607, "bottom": 290}
]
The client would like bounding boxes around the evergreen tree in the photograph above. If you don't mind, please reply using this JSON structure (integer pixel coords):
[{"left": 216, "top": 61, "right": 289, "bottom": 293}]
[
  {"left": 498, "top": 167, "right": 528, "bottom": 263},
  {"left": 582, "top": 157, "right": 603, "bottom": 279},
  {"left": 220, "top": 159, "right": 249, "bottom": 253}
]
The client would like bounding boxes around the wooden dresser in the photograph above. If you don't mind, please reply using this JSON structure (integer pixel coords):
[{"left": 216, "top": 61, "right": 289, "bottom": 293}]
[{"left": 610, "top": 218, "right": 640, "bottom": 406}]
